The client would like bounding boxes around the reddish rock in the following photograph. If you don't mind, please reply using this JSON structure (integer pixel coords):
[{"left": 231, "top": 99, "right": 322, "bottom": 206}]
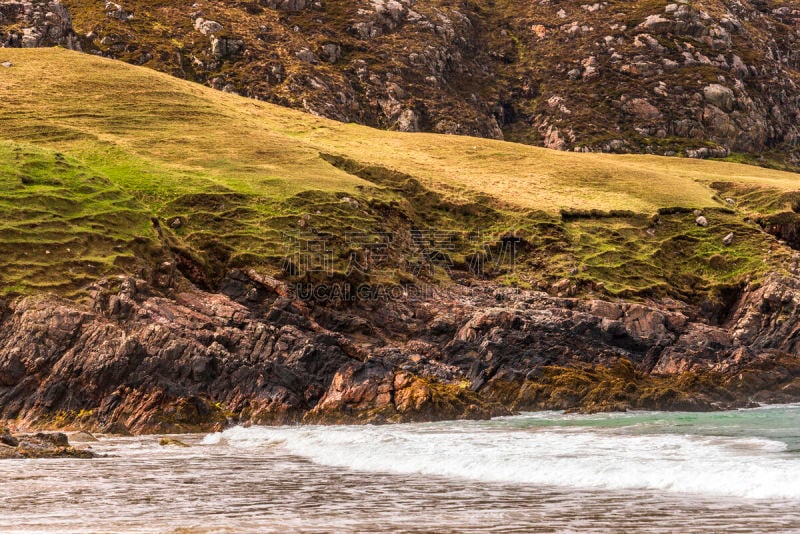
[{"left": 1, "top": 269, "right": 800, "bottom": 433}]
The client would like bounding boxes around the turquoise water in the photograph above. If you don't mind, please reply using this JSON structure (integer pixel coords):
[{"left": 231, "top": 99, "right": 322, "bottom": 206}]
[
  {"left": 1, "top": 404, "right": 799, "bottom": 532},
  {"left": 488, "top": 404, "right": 800, "bottom": 468},
  {"left": 514, "top": 404, "right": 800, "bottom": 451}
]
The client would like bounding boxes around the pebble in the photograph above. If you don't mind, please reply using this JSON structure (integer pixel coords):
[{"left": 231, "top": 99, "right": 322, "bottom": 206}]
[{"left": 723, "top": 232, "right": 734, "bottom": 245}]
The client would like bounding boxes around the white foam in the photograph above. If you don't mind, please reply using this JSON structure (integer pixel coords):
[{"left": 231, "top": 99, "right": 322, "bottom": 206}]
[{"left": 204, "top": 418, "right": 800, "bottom": 500}]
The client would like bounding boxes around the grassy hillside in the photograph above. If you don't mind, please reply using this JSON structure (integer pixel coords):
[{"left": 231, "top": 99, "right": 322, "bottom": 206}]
[
  {"left": 0, "top": 48, "right": 798, "bottom": 300},
  {"left": 48, "top": 0, "right": 800, "bottom": 167}
]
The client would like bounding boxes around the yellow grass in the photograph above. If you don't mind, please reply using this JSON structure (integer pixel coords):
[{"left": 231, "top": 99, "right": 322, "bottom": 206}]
[
  {"left": 2, "top": 48, "right": 798, "bottom": 214},
  {"left": 0, "top": 47, "right": 798, "bottom": 298}
]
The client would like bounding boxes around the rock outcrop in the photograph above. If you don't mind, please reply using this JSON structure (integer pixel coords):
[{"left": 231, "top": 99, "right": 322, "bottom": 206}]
[
  {"left": 0, "top": 427, "right": 94, "bottom": 458},
  {"left": 0, "top": 0, "right": 79, "bottom": 49},
  {"left": 2, "top": 264, "right": 800, "bottom": 434}
]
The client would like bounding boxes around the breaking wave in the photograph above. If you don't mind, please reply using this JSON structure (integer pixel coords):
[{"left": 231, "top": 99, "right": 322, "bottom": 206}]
[{"left": 205, "top": 413, "right": 800, "bottom": 500}]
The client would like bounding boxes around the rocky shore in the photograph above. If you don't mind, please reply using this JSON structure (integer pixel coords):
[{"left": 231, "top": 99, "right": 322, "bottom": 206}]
[
  {"left": 0, "top": 427, "right": 94, "bottom": 458},
  {"left": 2, "top": 262, "right": 800, "bottom": 435}
]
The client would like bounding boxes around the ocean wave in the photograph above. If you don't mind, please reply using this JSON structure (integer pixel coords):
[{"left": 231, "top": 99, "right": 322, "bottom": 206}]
[{"left": 204, "top": 418, "right": 800, "bottom": 500}]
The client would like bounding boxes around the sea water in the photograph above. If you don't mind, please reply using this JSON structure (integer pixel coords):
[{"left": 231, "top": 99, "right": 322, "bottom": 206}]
[{"left": 2, "top": 404, "right": 800, "bottom": 532}]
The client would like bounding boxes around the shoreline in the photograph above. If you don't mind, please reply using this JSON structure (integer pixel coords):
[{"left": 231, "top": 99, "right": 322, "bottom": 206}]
[
  {"left": 4, "top": 399, "right": 799, "bottom": 437},
  {"left": 10, "top": 399, "right": 791, "bottom": 435}
]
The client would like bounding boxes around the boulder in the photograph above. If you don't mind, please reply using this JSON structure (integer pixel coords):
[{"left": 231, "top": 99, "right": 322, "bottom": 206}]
[
  {"left": 0, "top": 0, "right": 80, "bottom": 49},
  {"left": 104, "top": 1, "right": 132, "bottom": 21},
  {"left": 321, "top": 43, "right": 341, "bottom": 63},
  {"left": 0, "top": 443, "right": 20, "bottom": 459},
  {"left": 211, "top": 36, "right": 244, "bottom": 59},
  {"left": 696, "top": 215, "right": 708, "bottom": 227},
  {"left": 194, "top": 18, "right": 223, "bottom": 36},
  {"left": 638, "top": 15, "right": 672, "bottom": 32},
  {"left": 294, "top": 47, "right": 319, "bottom": 63},
  {"left": 624, "top": 98, "right": 662, "bottom": 121},
  {"left": 703, "top": 84, "right": 735, "bottom": 112},
  {"left": 395, "top": 109, "right": 420, "bottom": 132},
  {"left": 69, "top": 431, "right": 99, "bottom": 442}
]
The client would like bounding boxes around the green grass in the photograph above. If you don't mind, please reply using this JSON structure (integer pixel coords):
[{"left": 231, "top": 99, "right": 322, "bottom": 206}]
[
  {"left": 0, "top": 142, "right": 155, "bottom": 294},
  {"left": 0, "top": 48, "right": 799, "bottom": 299},
  {"left": 564, "top": 210, "right": 780, "bottom": 299}
]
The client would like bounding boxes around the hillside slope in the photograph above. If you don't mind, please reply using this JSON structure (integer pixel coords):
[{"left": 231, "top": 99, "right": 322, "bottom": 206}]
[
  {"left": 2, "top": 0, "right": 798, "bottom": 167},
  {"left": 2, "top": 49, "right": 800, "bottom": 432},
  {"left": 1, "top": 47, "right": 799, "bottom": 301}
]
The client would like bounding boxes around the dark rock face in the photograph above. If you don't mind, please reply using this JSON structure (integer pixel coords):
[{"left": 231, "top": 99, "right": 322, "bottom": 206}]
[
  {"left": 0, "top": 272, "right": 506, "bottom": 432},
  {"left": 0, "top": 0, "right": 79, "bottom": 49},
  {"left": 760, "top": 212, "right": 800, "bottom": 250},
  {"left": 2, "top": 266, "right": 800, "bottom": 434}
]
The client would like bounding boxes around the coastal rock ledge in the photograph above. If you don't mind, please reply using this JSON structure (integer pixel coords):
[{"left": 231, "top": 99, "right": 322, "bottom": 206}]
[
  {"left": 0, "top": 427, "right": 94, "bottom": 459},
  {"left": 2, "top": 268, "right": 800, "bottom": 434}
]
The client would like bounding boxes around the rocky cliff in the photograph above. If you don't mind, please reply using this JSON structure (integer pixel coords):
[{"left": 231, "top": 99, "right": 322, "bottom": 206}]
[
  {"left": 2, "top": 9, "right": 800, "bottom": 434},
  {"left": 0, "top": 0, "right": 79, "bottom": 48},
  {"left": 3, "top": 263, "right": 800, "bottom": 434},
  {"left": 2, "top": 0, "right": 799, "bottom": 166}
]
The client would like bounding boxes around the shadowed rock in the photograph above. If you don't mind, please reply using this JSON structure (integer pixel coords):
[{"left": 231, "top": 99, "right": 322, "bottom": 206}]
[{"left": 2, "top": 262, "right": 800, "bottom": 433}]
